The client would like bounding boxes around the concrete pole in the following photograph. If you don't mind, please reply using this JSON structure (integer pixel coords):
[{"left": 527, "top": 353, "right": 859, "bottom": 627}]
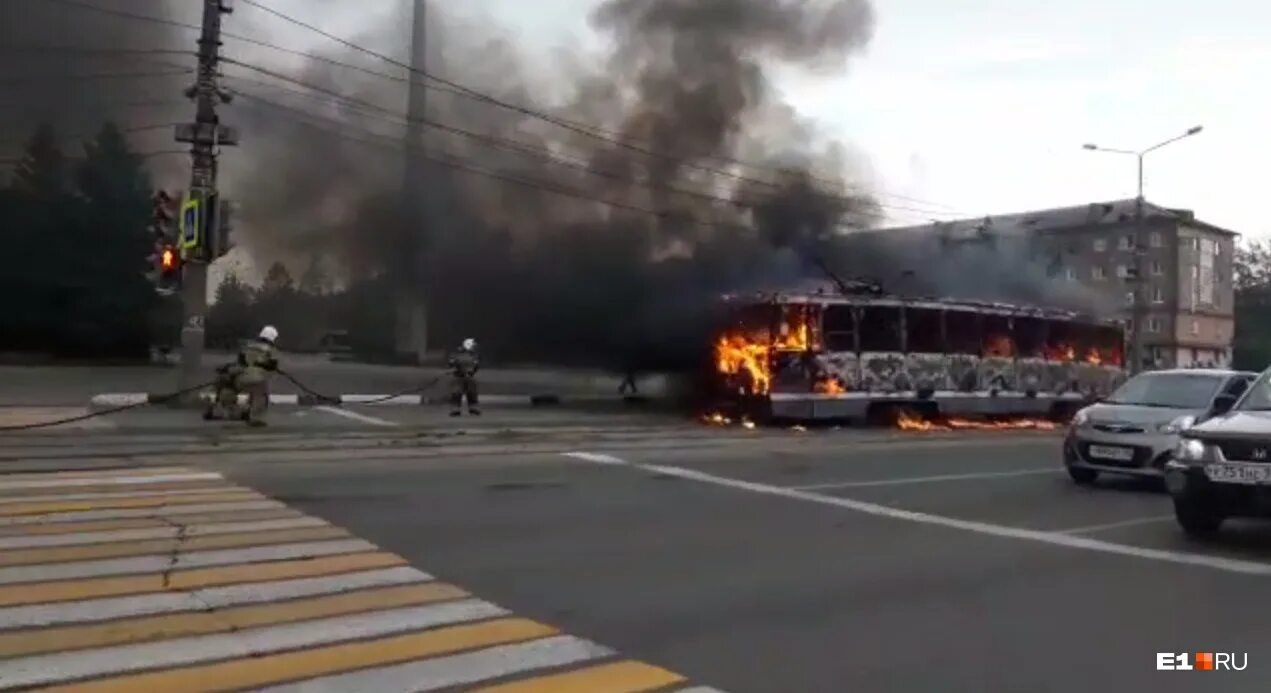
[
  {"left": 177, "top": 0, "right": 228, "bottom": 395},
  {"left": 396, "top": 0, "right": 430, "bottom": 364}
]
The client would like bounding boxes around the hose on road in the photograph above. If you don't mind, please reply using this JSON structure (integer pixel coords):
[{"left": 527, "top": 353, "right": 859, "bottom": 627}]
[
  {"left": 0, "top": 381, "right": 218, "bottom": 432},
  {"left": 0, "top": 369, "right": 449, "bottom": 433}
]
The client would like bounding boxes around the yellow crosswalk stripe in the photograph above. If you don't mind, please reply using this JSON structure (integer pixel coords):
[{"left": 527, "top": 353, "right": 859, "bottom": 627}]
[
  {"left": 470, "top": 661, "right": 688, "bottom": 693},
  {"left": 0, "top": 490, "right": 261, "bottom": 516},
  {"left": 0, "top": 525, "right": 349, "bottom": 567},
  {"left": 0, "top": 582, "right": 469, "bottom": 657},
  {"left": 0, "top": 551, "right": 406, "bottom": 606},
  {"left": 38, "top": 619, "right": 557, "bottom": 693}
]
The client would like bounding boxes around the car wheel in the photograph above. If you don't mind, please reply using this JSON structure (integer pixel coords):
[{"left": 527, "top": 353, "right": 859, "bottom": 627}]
[
  {"left": 1067, "top": 465, "right": 1098, "bottom": 486},
  {"left": 1174, "top": 498, "right": 1223, "bottom": 536}
]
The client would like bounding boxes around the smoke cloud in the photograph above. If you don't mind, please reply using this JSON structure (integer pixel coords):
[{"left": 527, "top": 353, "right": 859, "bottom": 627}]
[{"left": 1, "top": 0, "right": 1111, "bottom": 369}]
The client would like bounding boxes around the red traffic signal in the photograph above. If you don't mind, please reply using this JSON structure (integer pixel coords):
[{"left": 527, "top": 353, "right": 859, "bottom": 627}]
[{"left": 160, "top": 246, "right": 178, "bottom": 271}]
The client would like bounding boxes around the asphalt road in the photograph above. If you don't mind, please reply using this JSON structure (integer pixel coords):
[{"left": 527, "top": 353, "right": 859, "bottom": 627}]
[{"left": 0, "top": 412, "right": 1267, "bottom": 691}]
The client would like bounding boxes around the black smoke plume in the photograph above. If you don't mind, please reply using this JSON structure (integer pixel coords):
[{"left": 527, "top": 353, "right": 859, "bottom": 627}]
[{"left": 2, "top": 0, "right": 1108, "bottom": 369}]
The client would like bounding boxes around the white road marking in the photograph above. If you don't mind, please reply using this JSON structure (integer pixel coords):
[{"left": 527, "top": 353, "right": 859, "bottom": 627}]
[
  {"left": 1057, "top": 515, "right": 1177, "bottom": 535},
  {"left": 0, "top": 486, "right": 251, "bottom": 506},
  {"left": 0, "top": 566, "right": 433, "bottom": 629},
  {"left": 561, "top": 452, "right": 630, "bottom": 466},
  {"left": 0, "top": 472, "right": 223, "bottom": 491},
  {"left": 314, "top": 405, "right": 399, "bottom": 428},
  {"left": 0, "top": 500, "right": 285, "bottom": 526},
  {"left": 564, "top": 451, "right": 1271, "bottom": 577},
  {"left": 0, "top": 599, "right": 506, "bottom": 688},
  {"left": 0, "top": 539, "right": 378, "bottom": 585},
  {"left": 792, "top": 468, "right": 1060, "bottom": 490},
  {"left": 0, "top": 516, "right": 323, "bottom": 550},
  {"left": 257, "top": 635, "right": 614, "bottom": 693}
]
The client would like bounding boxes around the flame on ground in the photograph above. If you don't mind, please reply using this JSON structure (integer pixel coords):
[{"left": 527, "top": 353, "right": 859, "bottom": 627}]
[
  {"left": 701, "top": 411, "right": 756, "bottom": 429},
  {"left": 895, "top": 410, "right": 1059, "bottom": 432}
]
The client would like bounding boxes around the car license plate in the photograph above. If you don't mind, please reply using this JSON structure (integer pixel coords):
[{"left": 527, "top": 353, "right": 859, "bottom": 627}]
[
  {"left": 1088, "top": 445, "right": 1134, "bottom": 462},
  {"left": 1205, "top": 463, "right": 1271, "bottom": 485}
]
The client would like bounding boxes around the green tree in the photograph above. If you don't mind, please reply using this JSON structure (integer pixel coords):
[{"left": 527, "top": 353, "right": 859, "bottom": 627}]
[
  {"left": 1233, "top": 240, "right": 1271, "bottom": 370},
  {"left": 58, "top": 123, "right": 156, "bottom": 356},
  {"left": 0, "top": 124, "right": 73, "bottom": 351},
  {"left": 207, "top": 273, "right": 257, "bottom": 350}
]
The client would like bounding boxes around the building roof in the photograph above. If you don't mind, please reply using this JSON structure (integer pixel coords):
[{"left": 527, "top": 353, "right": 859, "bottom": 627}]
[{"left": 874, "top": 199, "right": 1239, "bottom": 240}]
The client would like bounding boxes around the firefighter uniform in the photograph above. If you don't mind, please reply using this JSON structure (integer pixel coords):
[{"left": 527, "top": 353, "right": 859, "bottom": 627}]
[
  {"left": 206, "top": 326, "right": 279, "bottom": 427},
  {"left": 449, "top": 339, "right": 480, "bottom": 416}
]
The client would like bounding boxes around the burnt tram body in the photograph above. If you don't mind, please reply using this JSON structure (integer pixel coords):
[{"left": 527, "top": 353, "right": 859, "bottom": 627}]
[{"left": 712, "top": 290, "right": 1127, "bottom": 422}]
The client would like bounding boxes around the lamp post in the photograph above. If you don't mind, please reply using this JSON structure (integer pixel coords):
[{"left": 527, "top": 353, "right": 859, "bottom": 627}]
[{"left": 1082, "top": 125, "right": 1203, "bottom": 374}]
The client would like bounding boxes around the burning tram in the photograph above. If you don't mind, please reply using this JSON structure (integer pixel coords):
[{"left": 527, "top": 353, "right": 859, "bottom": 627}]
[{"left": 710, "top": 285, "right": 1127, "bottom": 422}]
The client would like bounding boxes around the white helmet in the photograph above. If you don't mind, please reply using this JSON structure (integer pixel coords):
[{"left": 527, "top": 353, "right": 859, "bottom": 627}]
[
  {"left": 259, "top": 325, "right": 279, "bottom": 344},
  {"left": 462, "top": 338, "right": 476, "bottom": 351}
]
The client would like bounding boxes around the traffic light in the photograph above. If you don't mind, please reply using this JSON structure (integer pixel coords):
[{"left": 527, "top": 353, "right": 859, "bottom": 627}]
[{"left": 146, "top": 242, "right": 182, "bottom": 294}]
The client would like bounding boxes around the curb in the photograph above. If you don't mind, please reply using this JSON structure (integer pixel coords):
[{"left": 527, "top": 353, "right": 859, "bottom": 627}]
[{"left": 90, "top": 393, "right": 659, "bottom": 408}]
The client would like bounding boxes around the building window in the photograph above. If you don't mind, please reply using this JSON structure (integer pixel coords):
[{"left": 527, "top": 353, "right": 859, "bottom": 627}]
[
  {"left": 1116, "top": 264, "right": 1131, "bottom": 279},
  {"left": 1191, "top": 319, "right": 1200, "bottom": 336},
  {"left": 1125, "top": 291, "right": 1135, "bottom": 305},
  {"left": 1151, "top": 260, "right": 1163, "bottom": 276},
  {"left": 1092, "top": 265, "right": 1106, "bottom": 280},
  {"left": 1064, "top": 267, "right": 1076, "bottom": 282},
  {"left": 1199, "top": 239, "right": 1215, "bottom": 305},
  {"left": 1093, "top": 238, "right": 1107, "bottom": 252},
  {"left": 1148, "top": 318, "right": 1162, "bottom": 333},
  {"left": 1152, "top": 286, "right": 1164, "bottom": 303},
  {"left": 1119, "top": 235, "right": 1134, "bottom": 250},
  {"left": 1150, "top": 231, "right": 1163, "bottom": 248}
]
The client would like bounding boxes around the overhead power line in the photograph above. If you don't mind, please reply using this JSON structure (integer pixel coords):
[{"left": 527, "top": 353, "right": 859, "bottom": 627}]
[
  {"left": 29, "top": 0, "right": 955, "bottom": 214},
  {"left": 236, "top": 0, "right": 960, "bottom": 216},
  {"left": 222, "top": 58, "right": 953, "bottom": 222}
]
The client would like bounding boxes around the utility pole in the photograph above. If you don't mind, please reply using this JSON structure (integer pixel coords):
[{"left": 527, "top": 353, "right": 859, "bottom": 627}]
[
  {"left": 1082, "top": 125, "right": 1203, "bottom": 375},
  {"left": 396, "top": 0, "right": 430, "bottom": 364},
  {"left": 175, "top": 0, "right": 238, "bottom": 395}
]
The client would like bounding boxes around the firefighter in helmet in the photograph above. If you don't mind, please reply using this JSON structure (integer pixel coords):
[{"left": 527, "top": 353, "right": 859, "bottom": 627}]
[
  {"left": 448, "top": 338, "right": 480, "bottom": 416},
  {"left": 205, "top": 325, "right": 280, "bottom": 427}
]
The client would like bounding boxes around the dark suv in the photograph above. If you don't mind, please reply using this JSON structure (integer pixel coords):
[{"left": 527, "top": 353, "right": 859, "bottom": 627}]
[{"left": 1166, "top": 367, "right": 1271, "bottom": 535}]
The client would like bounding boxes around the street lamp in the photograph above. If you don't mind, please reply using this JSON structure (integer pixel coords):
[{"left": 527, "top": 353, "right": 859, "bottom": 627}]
[{"left": 1082, "top": 125, "right": 1204, "bottom": 374}]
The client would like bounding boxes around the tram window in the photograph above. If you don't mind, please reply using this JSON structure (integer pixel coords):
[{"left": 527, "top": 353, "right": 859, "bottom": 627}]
[
  {"left": 945, "top": 310, "right": 980, "bottom": 354},
  {"left": 1045, "top": 320, "right": 1077, "bottom": 361},
  {"left": 982, "top": 315, "right": 1015, "bottom": 357},
  {"left": 822, "top": 305, "right": 855, "bottom": 352},
  {"left": 859, "top": 305, "right": 902, "bottom": 352},
  {"left": 1013, "top": 317, "right": 1044, "bottom": 357},
  {"left": 905, "top": 308, "right": 943, "bottom": 353}
]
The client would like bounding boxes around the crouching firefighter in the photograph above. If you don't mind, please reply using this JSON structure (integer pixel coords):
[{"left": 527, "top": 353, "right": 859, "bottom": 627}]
[
  {"left": 205, "top": 326, "right": 280, "bottom": 427},
  {"left": 448, "top": 338, "right": 480, "bottom": 416}
]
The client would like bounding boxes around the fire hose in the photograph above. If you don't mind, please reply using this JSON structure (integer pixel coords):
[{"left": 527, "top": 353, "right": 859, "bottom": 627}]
[
  {"left": 0, "top": 371, "right": 449, "bottom": 433},
  {"left": 0, "top": 380, "right": 218, "bottom": 432}
]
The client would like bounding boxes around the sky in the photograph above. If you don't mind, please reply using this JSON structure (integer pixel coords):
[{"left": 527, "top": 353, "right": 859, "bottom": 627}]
[{"left": 425, "top": 0, "right": 1268, "bottom": 236}]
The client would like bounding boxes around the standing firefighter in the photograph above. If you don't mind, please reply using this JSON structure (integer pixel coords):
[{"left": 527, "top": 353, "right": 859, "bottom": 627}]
[
  {"left": 205, "top": 326, "right": 280, "bottom": 427},
  {"left": 448, "top": 338, "right": 480, "bottom": 416}
]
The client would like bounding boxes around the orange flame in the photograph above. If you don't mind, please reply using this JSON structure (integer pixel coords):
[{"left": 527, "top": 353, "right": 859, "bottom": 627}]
[
  {"left": 896, "top": 410, "right": 1058, "bottom": 432},
  {"left": 714, "top": 312, "right": 815, "bottom": 396},
  {"left": 983, "top": 335, "right": 1015, "bottom": 358},
  {"left": 1043, "top": 343, "right": 1077, "bottom": 362},
  {"left": 815, "top": 377, "right": 846, "bottom": 395},
  {"left": 1086, "top": 349, "right": 1102, "bottom": 366}
]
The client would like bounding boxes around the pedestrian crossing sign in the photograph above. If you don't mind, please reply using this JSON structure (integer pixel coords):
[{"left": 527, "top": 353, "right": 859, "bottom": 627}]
[{"left": 179, "top": 195, "right": 201, "bottom": 255}]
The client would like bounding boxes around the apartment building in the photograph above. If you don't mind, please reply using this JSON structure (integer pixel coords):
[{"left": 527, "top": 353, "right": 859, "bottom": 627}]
[{"left": 879, "top": 199, "right": 1237, "bottom": 368}]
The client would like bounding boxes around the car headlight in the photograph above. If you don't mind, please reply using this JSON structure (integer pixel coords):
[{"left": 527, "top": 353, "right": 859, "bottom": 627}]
[
  {"left": 1071, "top": 409, "right": 1090, "bottom": 427},
  {"left": 1175, "top": 438, "right": 1206, "bottom": 461},
  {"left": 1158, "top": 415, "right": 1196, "bottom": 434}
]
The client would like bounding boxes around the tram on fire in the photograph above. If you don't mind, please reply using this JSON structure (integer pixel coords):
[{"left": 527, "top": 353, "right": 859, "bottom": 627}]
[{"left": 710, "top": 286, "right": 1128, "bottom": 422}]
